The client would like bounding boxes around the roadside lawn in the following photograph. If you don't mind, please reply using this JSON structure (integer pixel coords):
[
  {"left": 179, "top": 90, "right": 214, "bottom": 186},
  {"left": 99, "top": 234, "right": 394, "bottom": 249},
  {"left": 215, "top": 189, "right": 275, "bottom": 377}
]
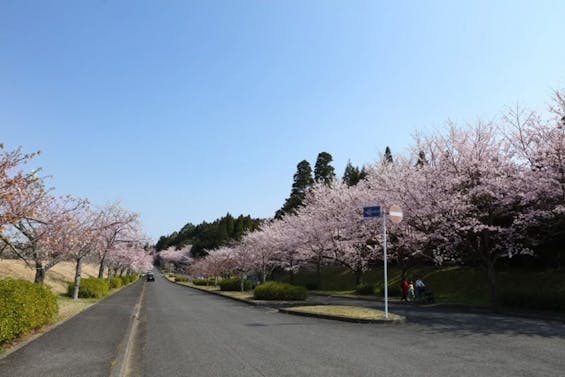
[{"left": 271, "top": 265, "right": 565, "bottom": 308}]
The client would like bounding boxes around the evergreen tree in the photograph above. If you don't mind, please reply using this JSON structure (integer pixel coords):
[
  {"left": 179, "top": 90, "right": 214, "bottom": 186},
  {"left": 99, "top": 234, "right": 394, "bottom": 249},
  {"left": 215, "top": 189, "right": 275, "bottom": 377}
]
[
  {"left": 415, "top": 150, "right": 428, "bottom": 168},
  {"left": 384, "top": 146, "right": 394, "bottom": 164},
  {"left": 276, "top": 160, "right": 314, "bottom": 218},
  {"left": 342, "top": 160, "right": 360, "bottom": 186},
  {"left": 314, "top": 151, "right": 336, "bottom": 185},
  {"left": 343, "top": 160, "right": 368, "bottom": 186}
]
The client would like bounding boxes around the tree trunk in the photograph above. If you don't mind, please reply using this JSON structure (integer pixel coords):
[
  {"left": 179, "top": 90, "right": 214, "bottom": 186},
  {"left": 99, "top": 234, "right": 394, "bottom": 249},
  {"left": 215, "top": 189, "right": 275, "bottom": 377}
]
[
  {"left": 240, "top": 272, "right": 244, "bottom": 292},
  {"left": 316, "top": 258, "right": 322, "bottom": 289},
  {"left": 486, "top": 261, "right": 498, "bottom": 307},
  {"left": 34, "top": 260, "right": 46, "bottom": 283},
  {"left": 262, "top": 264, "right": 266, "bottom": 283},
  {"left": 98, "top": 255, "right": 106, "bottom": 279},
  {"left": 72, "top": 257, "right": 83, "bottom": 300},
  {"left": 354, "top": 269, "right": 362, "bottom": 286}
]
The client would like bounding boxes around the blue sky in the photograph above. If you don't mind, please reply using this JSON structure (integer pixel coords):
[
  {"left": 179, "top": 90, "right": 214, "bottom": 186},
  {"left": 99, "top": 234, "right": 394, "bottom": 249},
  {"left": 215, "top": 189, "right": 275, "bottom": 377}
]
[{"left": 2, "top": 1, "right": 564, "bottom": 241}]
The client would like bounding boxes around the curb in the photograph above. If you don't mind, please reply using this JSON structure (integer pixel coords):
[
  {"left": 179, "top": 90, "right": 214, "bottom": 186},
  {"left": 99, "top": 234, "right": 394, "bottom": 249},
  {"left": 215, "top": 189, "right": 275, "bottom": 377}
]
[
  {"left": 278, "top": 308, "right": 406, "bottom": 324},
  {"left": 309, "top": 292, "right": 565, "bottom": 323},
  {"left": 164, "top": 277, "right": 406, "bottom": 323}
]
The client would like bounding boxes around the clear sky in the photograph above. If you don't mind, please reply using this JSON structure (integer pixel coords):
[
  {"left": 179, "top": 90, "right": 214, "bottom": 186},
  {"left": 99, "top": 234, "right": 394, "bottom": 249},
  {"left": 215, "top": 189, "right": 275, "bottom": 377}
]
[{"left": 2, "top": 1, "right": 564, "bottom": 241}]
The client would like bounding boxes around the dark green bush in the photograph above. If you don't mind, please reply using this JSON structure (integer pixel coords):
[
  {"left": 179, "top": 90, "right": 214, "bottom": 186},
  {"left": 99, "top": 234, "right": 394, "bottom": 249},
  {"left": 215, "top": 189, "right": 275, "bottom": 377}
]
[
  {"left": 174, "top": 275, "right": 189, "bottom": 282},
  {"left": 67, "top": 278, "right": 109, "bottom": 298},
  {"left": 109, "top": 277, "right": 123, "bottom": 289},
  {"left": 498, "top": 290, "right": 565, "bottom": 312},
  {"left": 0, "top": 279, "right": 58, "bottom": 344},
  {"left": 253, "top": 281, "right": 308, "bottom": 301},
  {"left": 219, "top": 277, "right": 252, "bottom": 291},
  {"left": 355, "top": 283, "right": 375, "bottom": 295}
]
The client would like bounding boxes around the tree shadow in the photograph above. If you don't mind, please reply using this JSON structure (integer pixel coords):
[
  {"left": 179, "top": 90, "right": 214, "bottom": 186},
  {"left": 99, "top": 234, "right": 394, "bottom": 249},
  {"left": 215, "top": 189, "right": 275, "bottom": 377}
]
[{"left": 402, "top": 310, "right": 565, "bottom": 338}]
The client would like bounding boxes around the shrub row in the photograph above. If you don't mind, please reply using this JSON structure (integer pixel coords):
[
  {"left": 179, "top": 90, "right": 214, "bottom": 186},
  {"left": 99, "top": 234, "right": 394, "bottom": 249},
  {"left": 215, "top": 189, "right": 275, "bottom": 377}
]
[
  {"left": 193, "top": 278, "right": 215, "bottom": 286},
  {"left": 121, "top": 274, "right": 139, "bottom": 285},
  {"left": 174, "top": 275, "right": 189, "bottom": 282},
  {"left": 219, "top": 277, "right": 252, "bottom": 291},
  {"left": 109, "top": 277, "right": 123, "bottom": 289},
  {"left": 0, "top": 279, "right": 58, "bottom": 344},
  {"left": 253, "top": 281, "right": 307, "bottom": 301},
  {"left": 67, "top": 278, "right": 109, "bottom": 298},
  {"left": 67, "top": 274, "right": 139, "bottom": 299}
]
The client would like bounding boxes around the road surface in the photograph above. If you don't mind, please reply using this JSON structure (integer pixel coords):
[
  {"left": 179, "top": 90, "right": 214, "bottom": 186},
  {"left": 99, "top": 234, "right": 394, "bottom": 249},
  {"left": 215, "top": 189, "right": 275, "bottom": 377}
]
[
  {"left": 137, "top": 273, "right": 565, "bottom": 377},
  {"left": 2, "top": 273, "right": 565, "bottom": 376}
]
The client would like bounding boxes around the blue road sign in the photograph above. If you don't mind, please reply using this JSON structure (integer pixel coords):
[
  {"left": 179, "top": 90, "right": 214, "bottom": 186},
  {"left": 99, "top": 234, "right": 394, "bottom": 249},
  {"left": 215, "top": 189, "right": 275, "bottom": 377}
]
[{"left": 363, "top": 206, "right": 381, "bottom": 218}]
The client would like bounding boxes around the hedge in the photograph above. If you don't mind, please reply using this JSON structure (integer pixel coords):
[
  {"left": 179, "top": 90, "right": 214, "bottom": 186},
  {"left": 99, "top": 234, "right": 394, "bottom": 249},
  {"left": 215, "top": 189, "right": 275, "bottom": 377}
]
[
  {"left": 0, "top": 279, "right": 58, "bottom": 344},
  {"left": 219, "top": 277, "right": 252, "bottom": 291},
  {"left": 193, "top": 278, "right": 216, "bottom": 286},
  {"left": 174, "top": 275, "right": 189, "bottom": 282},
  {"left": 109, "top": 277, "right": 123, "bottom": 289},
  {"left": 67, "top": 278, "right": 109, "bottom": 298},
  {"left": 119, "top": 274, "right": 139, "bottom": 286},
  {"left": 253, "top": 281, "right": 308, "bottom": 301}
]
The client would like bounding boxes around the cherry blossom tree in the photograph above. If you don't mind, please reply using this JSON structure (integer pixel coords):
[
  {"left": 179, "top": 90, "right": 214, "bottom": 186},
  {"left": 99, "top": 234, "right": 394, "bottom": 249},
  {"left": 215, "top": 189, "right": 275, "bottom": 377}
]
[
  {"left": 404, "top": 122, "right": 533, "bottom": 302},
  {"left": 95, "top": 203, "right": 140, "bottom": 278},
  {"left": 240, "top": 223, "right": 281, "bottom": 283},
  {"left": 159, "top": 245, "right": 193, "bottom": 273},
  {"left": 0, "top": 144, "right": 41, "bottom": 231},
  {"left": 48, "top": 198, "right": 101, "bottom": 299},
  {"left": 502, "top": 92, "right": 565, "bottom": 267}
]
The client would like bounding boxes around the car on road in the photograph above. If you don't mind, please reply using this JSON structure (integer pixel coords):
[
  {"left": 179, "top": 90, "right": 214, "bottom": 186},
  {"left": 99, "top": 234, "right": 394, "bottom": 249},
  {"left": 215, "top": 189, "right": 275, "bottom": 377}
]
[{"left": 146, "top": 272, "right": 155, "bottom": 282}]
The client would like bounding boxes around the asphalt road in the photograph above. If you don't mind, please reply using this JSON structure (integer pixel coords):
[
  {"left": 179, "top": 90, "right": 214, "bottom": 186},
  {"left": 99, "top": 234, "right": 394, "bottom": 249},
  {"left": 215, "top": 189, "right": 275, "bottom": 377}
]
[
  {"left": 0, "top": 280, "right": 143, "bottom": 377},
  {"left": 138, "top": 273, "right": 565, "bottom": 377},
  {"left": 2, "top": 274, "right": 565, "bottom": 377}
]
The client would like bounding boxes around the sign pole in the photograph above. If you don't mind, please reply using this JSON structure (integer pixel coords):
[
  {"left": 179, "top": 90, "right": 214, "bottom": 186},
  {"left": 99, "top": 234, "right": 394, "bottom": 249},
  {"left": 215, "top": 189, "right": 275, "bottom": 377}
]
[{"left": 383, "top": 209, "right": 388, "bottom": 319}]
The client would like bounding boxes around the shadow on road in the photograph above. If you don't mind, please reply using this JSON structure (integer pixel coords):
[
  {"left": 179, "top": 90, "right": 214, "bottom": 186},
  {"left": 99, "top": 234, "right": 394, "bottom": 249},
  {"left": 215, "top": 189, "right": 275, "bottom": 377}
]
[{"left": 399, "top": 310, "right": 565, "bottom": 339}]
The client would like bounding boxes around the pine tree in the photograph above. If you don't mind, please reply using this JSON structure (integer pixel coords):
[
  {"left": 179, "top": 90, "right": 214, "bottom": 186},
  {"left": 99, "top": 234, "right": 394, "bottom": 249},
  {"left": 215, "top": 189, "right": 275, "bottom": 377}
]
[
  {"left": 342, "top": 160, "right": 360, "bottom": 186},
  {"left": 384, "top": 146, "right": 394, "bottom": 164},
  {"left": 314, "top": 151, "right": 336, "bottom": 185},
  {"left": 276, "top": 160, "right": 314, "bottom": 218}
]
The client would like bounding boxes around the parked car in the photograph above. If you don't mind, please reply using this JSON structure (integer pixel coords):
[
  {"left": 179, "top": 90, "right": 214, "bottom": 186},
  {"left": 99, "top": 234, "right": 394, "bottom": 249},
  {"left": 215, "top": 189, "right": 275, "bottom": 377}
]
[{"left": 146, "top": 272, "right": 155, "bottom": 282}]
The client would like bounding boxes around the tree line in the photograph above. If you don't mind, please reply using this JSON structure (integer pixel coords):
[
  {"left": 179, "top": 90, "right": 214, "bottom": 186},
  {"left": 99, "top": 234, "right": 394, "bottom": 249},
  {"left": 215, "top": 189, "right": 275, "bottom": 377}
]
[
  {"left": 184, "top": 89, "right": 565, "bottom": 305},
  {"left": 0, "top": 145, "right": 152, "bottom": 299},
  {"left": 155, "top": 213, "right": 262, "bottom": 257}
]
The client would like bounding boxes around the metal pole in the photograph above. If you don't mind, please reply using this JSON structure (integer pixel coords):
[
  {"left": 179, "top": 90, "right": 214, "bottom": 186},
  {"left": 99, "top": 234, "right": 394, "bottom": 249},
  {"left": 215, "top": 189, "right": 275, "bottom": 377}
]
[{"left": 383, "top": 210, "right": 388, "bottom": 319}]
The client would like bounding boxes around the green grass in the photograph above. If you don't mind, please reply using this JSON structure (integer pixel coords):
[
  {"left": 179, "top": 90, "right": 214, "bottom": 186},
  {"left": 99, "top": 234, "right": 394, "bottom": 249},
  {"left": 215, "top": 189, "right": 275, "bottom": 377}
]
[{"left": 272, "top": 265, "right": 565, "bottom": 308}]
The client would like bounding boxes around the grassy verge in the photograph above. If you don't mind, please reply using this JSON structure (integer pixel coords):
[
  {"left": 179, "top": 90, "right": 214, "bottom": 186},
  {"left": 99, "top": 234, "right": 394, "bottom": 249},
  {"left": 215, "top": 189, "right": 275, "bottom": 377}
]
[
  {"left": 272, "top": 265, "right": 565, "bottom": 308},
  {"left": 180, "top": 281, "right": 254, "bottom": 299},
  {"left": 55, "top": 295, "right": 98, "bottom": 322},
  {"left": 284, "top": 305, "right": 403, "bottom": 321}
]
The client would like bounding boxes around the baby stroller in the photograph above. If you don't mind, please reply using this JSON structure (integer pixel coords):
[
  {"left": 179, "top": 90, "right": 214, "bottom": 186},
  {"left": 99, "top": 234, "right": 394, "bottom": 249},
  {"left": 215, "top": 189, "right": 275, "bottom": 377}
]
[{"left": 418, "top": 287, "right": 435, "bottom": 304}]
